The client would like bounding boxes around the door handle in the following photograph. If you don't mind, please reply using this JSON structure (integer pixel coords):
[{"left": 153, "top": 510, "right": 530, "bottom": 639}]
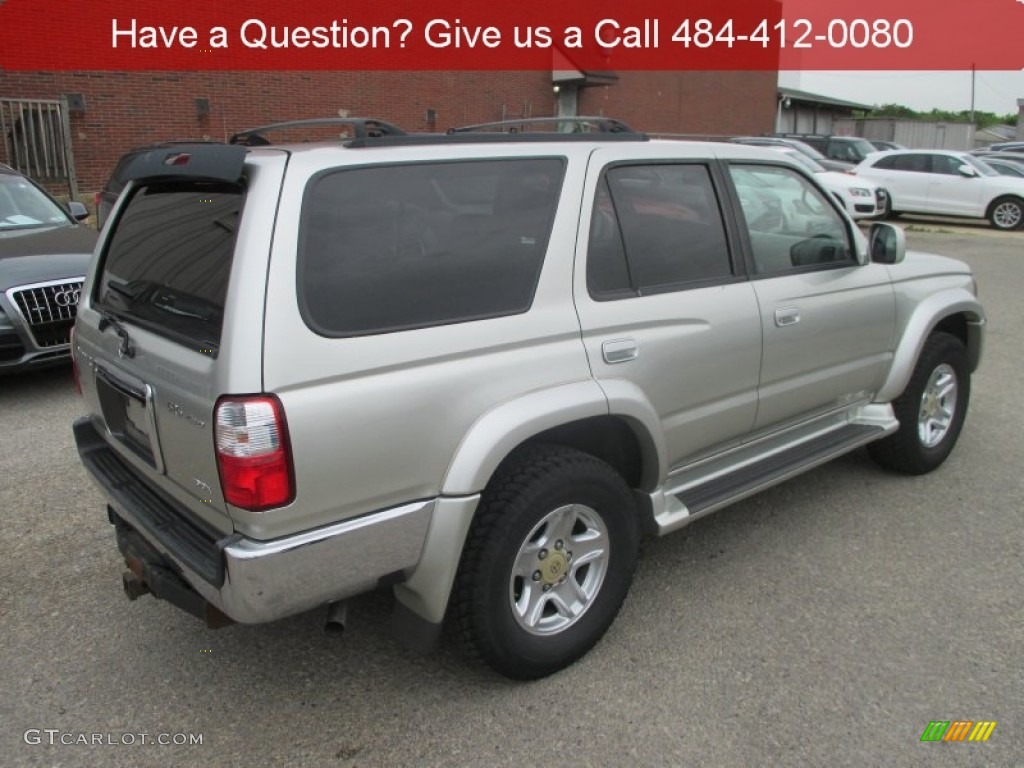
[
  {"left": 602, "top": 338, "right": 638, "bottom": 364},
  {"left": 775, "top": 307, "right": 801, "bottom": 327}
]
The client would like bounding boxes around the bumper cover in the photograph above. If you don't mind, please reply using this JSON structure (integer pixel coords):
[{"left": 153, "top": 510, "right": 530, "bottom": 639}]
[{"left": 74, "top": 417, "right": 434, "bottom": 623}]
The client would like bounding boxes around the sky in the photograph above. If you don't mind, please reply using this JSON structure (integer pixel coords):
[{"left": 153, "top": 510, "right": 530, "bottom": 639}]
[{"left": 780, "top": 71, "right": 1024, "bottom": 117}]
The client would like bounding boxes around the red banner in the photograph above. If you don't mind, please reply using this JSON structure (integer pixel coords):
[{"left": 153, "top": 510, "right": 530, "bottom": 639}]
[{"left": 1, "top": 0, "right": 1022, "bottom": 70}]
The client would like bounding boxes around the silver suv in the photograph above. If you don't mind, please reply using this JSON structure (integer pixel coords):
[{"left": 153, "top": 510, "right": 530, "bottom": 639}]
[{"left": 73, "top": 117, "right": 985, "bottom": 679}]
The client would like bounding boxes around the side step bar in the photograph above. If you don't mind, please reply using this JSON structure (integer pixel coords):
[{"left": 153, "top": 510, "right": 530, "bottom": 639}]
[{"left": 654, "top": 420, "right": 893, "bottom": 535}]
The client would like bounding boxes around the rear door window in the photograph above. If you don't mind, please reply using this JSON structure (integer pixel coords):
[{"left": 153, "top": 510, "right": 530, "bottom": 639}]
[
  {"left": 587, "top": 163, "right": 733, "bottom": 299},
  {"left": 298, "top": 158, "right": 564, "bottom": 336},
  {"left": 95, "top": 180, "right": 242, "bottom": 352}
]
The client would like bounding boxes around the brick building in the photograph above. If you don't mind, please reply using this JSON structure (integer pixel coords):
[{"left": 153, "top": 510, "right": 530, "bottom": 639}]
[{"left": 0, "top": 70, "right": 776, "bottom": 197}]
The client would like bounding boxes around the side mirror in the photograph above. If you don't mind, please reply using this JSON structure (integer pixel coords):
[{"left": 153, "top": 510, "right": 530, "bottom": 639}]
[
  {"left": 68, "top": 201, "right": 89, "bottom": 221},
  {"left": 957, "top": 165, "right": 978, "bottom": 178},
  {"left": 869, "top": 222, "right": 905, "bottom": 264}
]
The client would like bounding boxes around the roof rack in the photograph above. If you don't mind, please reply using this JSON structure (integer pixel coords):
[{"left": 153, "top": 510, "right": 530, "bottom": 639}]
[
  {"left": 448, "top": 117, "right": 637, "bottom": 135},
  {"left": 229, "top": 118, "right": 407, "bottom": 146}
]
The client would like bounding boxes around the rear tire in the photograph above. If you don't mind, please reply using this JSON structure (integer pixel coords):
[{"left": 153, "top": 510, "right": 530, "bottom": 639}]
[
  {"left": 988, "top": 196, "right": 1023, "bottom": 230},
  {"left": 452, "top": 443, "right": 639, "bottom": 680},
  {"left": 869, "top": 332, "right": 970, "bottom": 474}
]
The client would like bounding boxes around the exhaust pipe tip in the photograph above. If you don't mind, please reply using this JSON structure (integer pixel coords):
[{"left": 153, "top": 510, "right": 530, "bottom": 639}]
[{"left": 324, "top": 601, "right": 349, "bottom": 635}]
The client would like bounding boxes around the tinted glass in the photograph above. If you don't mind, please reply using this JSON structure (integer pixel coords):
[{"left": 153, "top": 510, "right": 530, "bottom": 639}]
[
  {"left": 891, "top": 154, "right": 930, "bottom": 173},
  {"left": 299, "top": 158, "right": 564, "bottom": 336},
  {"left": 587, "top": 164, "right": 731, "bottom": 298},
  {"left": 96, "top": 181, "right": 241, "bottom": 350},
  {"left": 930, "top": 154, "right": 964, "bottom": 175},
  {"left": 729, "top": 164, "right": 852, "bottom": 274}
]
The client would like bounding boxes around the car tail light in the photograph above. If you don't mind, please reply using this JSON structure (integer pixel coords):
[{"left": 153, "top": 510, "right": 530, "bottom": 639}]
[
  {"left": 214, "top": 395, "right": 294, "bottom": 511},
  {"left": 70, "top": 325, "right": 81, "bottom": 395}
]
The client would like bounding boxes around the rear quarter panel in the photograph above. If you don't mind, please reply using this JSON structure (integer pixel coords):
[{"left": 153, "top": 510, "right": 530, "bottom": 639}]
[{"left": 257, "top": 147, "right": 595, "bottom": 541}]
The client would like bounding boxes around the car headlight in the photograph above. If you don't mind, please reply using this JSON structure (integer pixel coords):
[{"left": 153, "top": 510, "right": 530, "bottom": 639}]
[
  {"left": 0, "top": 307, "right": 15, "bottom": 331},
  {"left": 849, "top": 188, "right": 872, "bottom": 197}
]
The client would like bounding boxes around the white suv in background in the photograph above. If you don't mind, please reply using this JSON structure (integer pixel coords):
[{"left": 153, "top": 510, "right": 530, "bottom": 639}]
[{"left": 855, "top": 149, "right": 1024, "bottom": 230}]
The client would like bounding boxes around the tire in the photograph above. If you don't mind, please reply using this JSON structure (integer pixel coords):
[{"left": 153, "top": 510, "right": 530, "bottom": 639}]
[
  {"left": 453, "top": 443, "right": 639, "bottom": 680},
  {"left": 988, "top": 196, "right": 1024, "bottom": 230},
  {"left": 882, "top": 194, "right": 901, "bottom": 220},
  {"left": 868, "top": 332, "right": 970, "bottom": 475}
]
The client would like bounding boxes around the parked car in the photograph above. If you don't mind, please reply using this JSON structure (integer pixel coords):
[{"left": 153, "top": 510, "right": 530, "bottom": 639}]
[
  {"left": 978, "top": 157, "right": 1024, "bottom": 178},
  {"left": 869, "top": 140, "right": 906, "bottom": 152},
  {"left": 772, "top": 133, "right": 880, "bottom": 165},
  {"left": 763, "top": 147, "right": 887, "bottom": 219},
  {"left": 729, "top": 136, "right": 854, "bottom": 172},
  {"left": 984, "top": 140, "right": 1024, "bottom": 153},
  {"left": 73, "top": 119, "right": 984, "bottom": 679},
  {"left": 855, "top": 149, "right": 1024, "bottom": 230},
  {"left": 0, "top": 164, "right": 96, "bottom": 373},
  {"left": 96, "top": 141, "right": 223, "bottom": 229},
  {"left": 969, "top": 150, "right": 1024, "bottom": 170},
  {"left": 95, "top": 122, "right": 403, "bottom": 228}
]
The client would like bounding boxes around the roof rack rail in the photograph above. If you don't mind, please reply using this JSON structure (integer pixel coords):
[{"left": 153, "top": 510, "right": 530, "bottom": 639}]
[
  {"left": 448, "top": 117, "right": 637, "bottom": 135},
  {"left": 229, "top": 118, "right": 407, "bottom": 146}
]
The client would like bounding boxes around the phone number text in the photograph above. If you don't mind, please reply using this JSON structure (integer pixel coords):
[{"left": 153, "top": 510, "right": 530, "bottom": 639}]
[{"left": 597, "top": 18, "right": 915, "bottom": 49}]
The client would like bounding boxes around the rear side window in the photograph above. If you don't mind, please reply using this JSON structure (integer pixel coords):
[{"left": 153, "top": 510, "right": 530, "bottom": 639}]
[
  {"left": 298, "top": 158, "right": 564, "bottom": 336},
  {"left": 587, "top": 163, "right": 732, "bottom": 300},
  {"left": 96, "top": 181, "right": 242, "bottom": 352}
]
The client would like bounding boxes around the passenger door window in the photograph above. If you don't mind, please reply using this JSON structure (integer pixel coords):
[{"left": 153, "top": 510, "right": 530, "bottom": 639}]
[{"left": 728, "top": 164, "right": 852, "bottom": 274}]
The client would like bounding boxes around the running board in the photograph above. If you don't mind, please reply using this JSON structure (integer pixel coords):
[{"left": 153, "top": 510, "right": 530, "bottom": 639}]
[{"left": 654, "top": 421, "right": 893, "bottom": 535}]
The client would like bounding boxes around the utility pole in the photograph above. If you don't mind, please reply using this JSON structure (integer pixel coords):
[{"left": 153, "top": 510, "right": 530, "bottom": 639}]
[{"left": 969, "top": 63, "right": 976, "bottom": 124}]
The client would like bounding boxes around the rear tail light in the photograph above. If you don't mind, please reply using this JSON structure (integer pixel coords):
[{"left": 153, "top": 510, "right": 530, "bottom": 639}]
[
  {"left": 214, "top": 395, "right": 294, "bottom": 511},
  {"left": 70, "top": 325, "right": 81, "bottom": 395}
]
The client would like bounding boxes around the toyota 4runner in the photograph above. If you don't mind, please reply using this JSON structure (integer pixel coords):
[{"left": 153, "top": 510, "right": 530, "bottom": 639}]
[{"left": 72, "top": 118, "right": 985, "bottom": 679}]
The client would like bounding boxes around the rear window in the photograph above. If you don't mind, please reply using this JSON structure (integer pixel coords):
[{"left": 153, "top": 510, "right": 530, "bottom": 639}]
[
  {"left": 298, "top": 158, "right": 565, "bottom": 336},
  {"left": 95, "top": 180, "right": 242, "bottom": 352}
]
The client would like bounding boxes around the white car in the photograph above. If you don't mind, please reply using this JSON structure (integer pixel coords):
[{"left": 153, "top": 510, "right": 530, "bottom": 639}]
[
  {"left": 766, "top": 148, "right": 886, "bottom": 220},
  {"left": 854, "top": 149, "right": 1024, "bottom": 230}
]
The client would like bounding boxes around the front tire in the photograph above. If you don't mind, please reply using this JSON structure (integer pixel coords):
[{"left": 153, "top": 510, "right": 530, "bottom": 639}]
[
  {"left": 453, "top": 444, "right": 639, "bottom": 680},
  {"left": 988, "top": 196, "right": 1023, "bottom": 230},
  {"left": 869, "top": 332, "right": 970, "bottom": 474}
]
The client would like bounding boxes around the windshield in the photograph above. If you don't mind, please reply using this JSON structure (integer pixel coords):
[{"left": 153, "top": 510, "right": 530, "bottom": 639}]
[
  {"left": 784, "top": 141, "right": 830, "bottom": 162},
  {"left": 963, "top": 155, "right": 1000, "bottom": 178},
  {"left": 0, "top": 174, "right": 73, "bottom": 231},
  {"left": 780, "top": 150, "right": 825, "bottom": 173}
]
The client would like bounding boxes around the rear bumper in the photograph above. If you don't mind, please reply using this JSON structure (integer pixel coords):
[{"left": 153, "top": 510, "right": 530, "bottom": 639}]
[{"left": 74, "top": 417, "right": 434, "bottom": 623}]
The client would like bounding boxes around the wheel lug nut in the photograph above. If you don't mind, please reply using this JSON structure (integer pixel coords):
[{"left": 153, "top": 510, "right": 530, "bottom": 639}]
[
  {"left": 555, "top": 540, "right": 563, "bottom": 550},
  {"left": 543, "top": 584, "right": 551, "bottom": 592},
  {"left": 532, "top": 570, "right": 541, "bottom": 581},
  {"left": 538, "top": 549, "right": 548, "bottom": 560}
]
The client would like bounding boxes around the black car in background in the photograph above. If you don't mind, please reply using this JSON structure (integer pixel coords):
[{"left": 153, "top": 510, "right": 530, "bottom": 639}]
[{"left": 0, "top": 164, "right": 96, "bottom": 373}]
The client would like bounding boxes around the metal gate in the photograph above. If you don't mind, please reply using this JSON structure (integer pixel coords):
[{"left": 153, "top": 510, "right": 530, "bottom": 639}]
[{"left": 0, "top": 97, "right": 78, "bottom": 198}]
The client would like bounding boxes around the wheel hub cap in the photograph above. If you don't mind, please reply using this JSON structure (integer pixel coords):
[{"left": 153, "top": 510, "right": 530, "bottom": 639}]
[
  {"left": 539, "top": 551, "right": 569, "bottom": 585},
  {"left": 509, "top": 504, "right": 609, "bottom": 636},
  {"left": 917, "top": 363, "right": 957, "bottom": 448}
]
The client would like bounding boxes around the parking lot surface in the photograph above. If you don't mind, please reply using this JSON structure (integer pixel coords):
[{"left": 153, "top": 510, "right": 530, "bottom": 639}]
[{"left": 1, "top": 229, "right": 1021, "bottom": 767}]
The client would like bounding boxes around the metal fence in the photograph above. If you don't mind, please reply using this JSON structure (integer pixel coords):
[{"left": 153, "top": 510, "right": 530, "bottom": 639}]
[{"left": 0, "top": 97, "right": 78, "bottom": 197}]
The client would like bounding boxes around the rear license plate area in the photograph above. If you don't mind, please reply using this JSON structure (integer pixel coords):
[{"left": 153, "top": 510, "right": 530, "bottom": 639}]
[{"left": 96, "top": 365, "right": 158, "bottom": 467}]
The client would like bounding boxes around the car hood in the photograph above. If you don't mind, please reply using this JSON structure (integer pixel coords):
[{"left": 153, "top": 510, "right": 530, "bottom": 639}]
[
  {"left": 818, "top": 171, "right": 875, "bottom": 192},
  {"left": 0, "top": 225, "right": 97, "bottom": 291}
]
